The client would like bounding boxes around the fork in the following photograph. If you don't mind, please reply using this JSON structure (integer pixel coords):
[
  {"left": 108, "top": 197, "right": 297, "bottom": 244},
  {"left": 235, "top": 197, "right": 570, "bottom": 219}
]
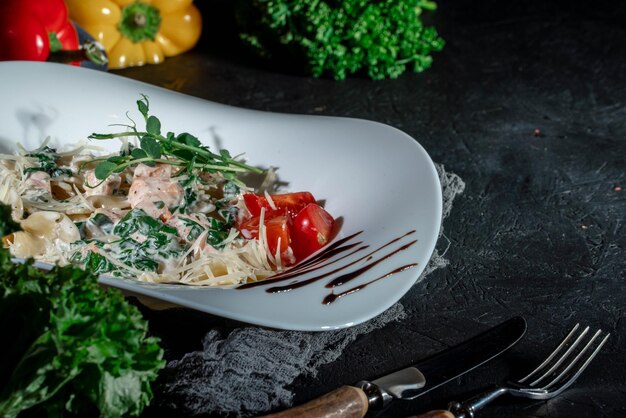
[{"left": 409, "top": 323, "right": 610, "bottom": 418}]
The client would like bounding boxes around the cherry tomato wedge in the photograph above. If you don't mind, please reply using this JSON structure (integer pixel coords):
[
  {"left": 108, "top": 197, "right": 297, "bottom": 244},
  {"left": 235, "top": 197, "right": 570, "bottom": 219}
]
[
  {"left": 238, "top": 214, "right": 292, "bottom": 260},
  {"left": 291, "top": 203, "right": 335, "bottom": 261},
  {"left": 243, "top": 192, "right": 316, "bottom": 218}
]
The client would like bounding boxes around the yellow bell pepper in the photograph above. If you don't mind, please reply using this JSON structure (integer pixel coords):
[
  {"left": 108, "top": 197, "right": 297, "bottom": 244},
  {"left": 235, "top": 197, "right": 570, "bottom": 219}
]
[{"left": 65, "top": 0, "right": 201, "bottom": 69}]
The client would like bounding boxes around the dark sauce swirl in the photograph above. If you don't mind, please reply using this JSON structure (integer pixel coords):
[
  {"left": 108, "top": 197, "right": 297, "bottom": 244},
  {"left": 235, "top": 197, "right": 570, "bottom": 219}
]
[{"left": 237, "top": 230, "right": 419, "bottom": 305}]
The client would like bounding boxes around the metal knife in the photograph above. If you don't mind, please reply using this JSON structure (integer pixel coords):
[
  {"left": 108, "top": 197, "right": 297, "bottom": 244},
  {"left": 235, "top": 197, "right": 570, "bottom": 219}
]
[{"left": 261, "top": 316, "right": 527, "bottom": 418}]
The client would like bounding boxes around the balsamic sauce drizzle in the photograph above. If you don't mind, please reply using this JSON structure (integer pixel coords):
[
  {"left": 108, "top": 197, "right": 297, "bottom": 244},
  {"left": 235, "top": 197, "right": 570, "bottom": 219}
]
[
  {"left": 324, "top": 240, "right": 416, "bottom": 288},
  {"left": 322, "top": 263, "right": 418, "bottom": 305},
  {"left": 265, "top": 231, "right": 416, "bottom": 293},
  {"left": 237, "top": 229, "right": 419, "bottom": 304},
  {"left": 237, "top": 231, "right": 365, "bottom": 289}
]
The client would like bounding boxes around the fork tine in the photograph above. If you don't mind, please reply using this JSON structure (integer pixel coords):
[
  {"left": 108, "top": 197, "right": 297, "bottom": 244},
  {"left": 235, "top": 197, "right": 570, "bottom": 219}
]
[
  {"left": 538, "top": 330, "right": 608, "bottom": 390},
  {"left": 517, "top": 323, "right": 583, "bottom": 384},
  {"left": 526, "top": 325, "right": 590, "bottom": 387},
  {"left": 538, "top": 332, "right": 610, "bottom": 396}
]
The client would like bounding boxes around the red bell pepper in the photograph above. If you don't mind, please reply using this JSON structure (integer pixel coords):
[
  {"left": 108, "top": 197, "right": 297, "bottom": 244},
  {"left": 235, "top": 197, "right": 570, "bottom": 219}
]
[{"left": 0, "top": 0, "right": 79, "bottom": 62}]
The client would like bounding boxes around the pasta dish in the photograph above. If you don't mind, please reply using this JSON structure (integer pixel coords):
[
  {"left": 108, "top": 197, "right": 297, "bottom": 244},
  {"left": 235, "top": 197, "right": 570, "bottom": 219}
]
[{"left": 0, "top": 97, "right": 335, "bottom": 286}]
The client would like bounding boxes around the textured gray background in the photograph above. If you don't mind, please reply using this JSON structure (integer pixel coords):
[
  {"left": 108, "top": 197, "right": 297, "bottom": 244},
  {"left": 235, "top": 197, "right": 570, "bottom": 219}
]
[{"left": 121, "top": 0, "right": 626, "bottom": 416}]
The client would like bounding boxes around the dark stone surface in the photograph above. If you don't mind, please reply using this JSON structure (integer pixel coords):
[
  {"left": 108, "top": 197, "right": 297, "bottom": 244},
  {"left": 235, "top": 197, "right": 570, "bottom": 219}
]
[{"left": 117, "top": 0, "right": 626, "bottom": 416}]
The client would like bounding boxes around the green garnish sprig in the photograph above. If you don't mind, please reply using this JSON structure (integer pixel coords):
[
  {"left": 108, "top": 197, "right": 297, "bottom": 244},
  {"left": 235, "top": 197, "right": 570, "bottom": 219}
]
[{"left": 85, "top": 95, "right": 263, "bottom": 185}]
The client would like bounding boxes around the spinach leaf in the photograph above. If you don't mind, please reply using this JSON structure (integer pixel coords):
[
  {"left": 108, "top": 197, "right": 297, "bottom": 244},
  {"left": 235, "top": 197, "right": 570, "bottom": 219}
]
[
  {"left": 114, "top": 209, "right": 178, "bottom": 238},
  {"left": 112, "top": 209, "right": 182, "bottom": 273},
  {"left": 206, "top": 217, "right": 231, "bottom": 249},
  {"left": 179, "top": 217, "right": 204, "bottom": 243},
  {"left": 24, "top": 146, "right": 73, "bottom": 178},
  {"left": 74, "top": 245, "right": 115, "bottom": 274}
]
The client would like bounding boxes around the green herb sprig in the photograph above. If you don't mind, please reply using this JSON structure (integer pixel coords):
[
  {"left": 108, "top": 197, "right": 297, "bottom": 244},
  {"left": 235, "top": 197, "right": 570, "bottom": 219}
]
[{"left": 85, "top": 95, "right": 263, "bottom": 185}]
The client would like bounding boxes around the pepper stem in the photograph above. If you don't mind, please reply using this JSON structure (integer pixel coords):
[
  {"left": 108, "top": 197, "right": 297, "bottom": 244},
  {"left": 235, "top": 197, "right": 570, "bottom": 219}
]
[
  {"left": 118, "top": 2, "right": 161, "bottom": 43},
  {"left": 133, "top": 13, "right": 147, "bottom": 28}
]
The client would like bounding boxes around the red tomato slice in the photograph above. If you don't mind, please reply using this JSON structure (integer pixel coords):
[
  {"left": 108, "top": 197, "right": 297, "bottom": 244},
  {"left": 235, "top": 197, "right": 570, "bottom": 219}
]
[
  {"left": 238, "top": 215, "right": 292, "bottom": 261},
  {"left": 243, "top": 192, "right": 316, "bottom": 218},
  {"left": 291, "top": 203, "right": 335, "bottom": 261}
]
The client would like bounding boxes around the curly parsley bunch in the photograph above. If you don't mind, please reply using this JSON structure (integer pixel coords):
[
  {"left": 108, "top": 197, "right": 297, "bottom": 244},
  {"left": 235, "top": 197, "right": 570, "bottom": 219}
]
[{"left": 236, "top": 0, "right": 444, "bottom": 80}]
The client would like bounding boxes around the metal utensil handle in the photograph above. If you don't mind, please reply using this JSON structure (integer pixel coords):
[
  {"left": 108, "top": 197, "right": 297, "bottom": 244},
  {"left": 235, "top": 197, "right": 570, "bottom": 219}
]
[
  {"left": 405, "top": 411, "right": 455, "bottom": 418},
  {"left": 404, "top": 387, "right": 507, "bottom": 418},
  {"left": 447, "top": 387, "right": 509, "bottom": 417}
]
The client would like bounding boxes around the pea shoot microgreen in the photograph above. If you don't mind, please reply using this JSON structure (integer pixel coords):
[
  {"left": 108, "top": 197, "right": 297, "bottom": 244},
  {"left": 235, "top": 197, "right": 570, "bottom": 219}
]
[{"left": 83, "top": 95, "right": 263, "bottom": 186}]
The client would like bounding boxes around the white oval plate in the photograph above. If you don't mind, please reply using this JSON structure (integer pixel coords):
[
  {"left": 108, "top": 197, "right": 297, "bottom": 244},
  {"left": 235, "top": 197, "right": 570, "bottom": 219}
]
[{"left": 0, "top": 61, "right": 441, "bottom": 331}]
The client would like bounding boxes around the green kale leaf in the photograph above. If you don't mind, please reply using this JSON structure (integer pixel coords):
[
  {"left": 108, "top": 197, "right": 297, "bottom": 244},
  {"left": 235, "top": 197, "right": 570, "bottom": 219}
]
[{"left": 0, "top": 203, "right": 165, "bottom": 418}]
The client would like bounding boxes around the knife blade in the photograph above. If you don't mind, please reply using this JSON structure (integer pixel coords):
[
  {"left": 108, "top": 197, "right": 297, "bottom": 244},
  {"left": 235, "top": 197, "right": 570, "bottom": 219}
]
[{"left": 261, "top": 316, "right": 526, "bottom": 418}]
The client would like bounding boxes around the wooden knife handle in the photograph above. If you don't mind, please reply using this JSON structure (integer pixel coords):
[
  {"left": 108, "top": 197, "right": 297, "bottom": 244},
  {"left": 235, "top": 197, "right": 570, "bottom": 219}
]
[
  {"left": 260, "top": 385, "right": 369, "bottom": 418},
  {"left": 406, "top": 411, "right": 455, "bottom": 418}
]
